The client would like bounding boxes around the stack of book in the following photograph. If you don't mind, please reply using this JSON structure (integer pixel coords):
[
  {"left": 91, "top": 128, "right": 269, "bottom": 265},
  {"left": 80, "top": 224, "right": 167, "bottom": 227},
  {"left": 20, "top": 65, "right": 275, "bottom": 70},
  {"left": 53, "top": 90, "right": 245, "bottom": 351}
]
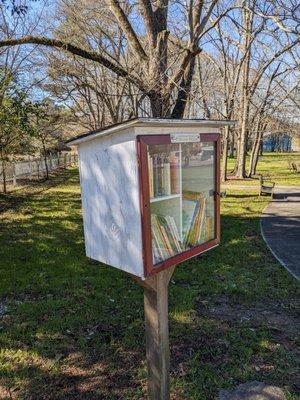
[
  {"left": 148, "top": 152, "right": 179, "bottom": 198},
  {"left": 182, "top": 194, "right": 206, "bottom": 248},
  {"left": 151, "top": 214, "right": 182, "bottom": 264}
]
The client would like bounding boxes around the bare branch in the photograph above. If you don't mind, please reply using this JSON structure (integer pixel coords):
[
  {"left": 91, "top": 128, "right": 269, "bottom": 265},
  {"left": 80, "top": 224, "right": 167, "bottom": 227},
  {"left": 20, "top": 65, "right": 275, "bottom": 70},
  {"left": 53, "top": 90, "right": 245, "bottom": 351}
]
[
  {"left": 106, "top": 0, "right": 148, "bottom": 61},
  {"left": 0, "top": 35, "right": 143, "bottom": 89},
  {"left": 138, "top": 0, "right": 156, "bottom": 46},
  {"left": 166, "top": 46, "right": 202, "bottom": 93}
]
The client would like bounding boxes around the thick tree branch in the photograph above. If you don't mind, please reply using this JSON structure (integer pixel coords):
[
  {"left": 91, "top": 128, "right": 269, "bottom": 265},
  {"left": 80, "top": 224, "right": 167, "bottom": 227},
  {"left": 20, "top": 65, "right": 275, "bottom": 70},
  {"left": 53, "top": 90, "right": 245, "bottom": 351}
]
[
  {"left": 166, "top": 46, "right": 201, "bottom": 93},
  {"left": 138, "top": 0, "right": 156, "bottom": 46},
  {"left": 153, "top": 0, "right": 168, "bottom": 31},
  {"left": 106, "top": 0, "right": 148, "bottom": 61},
  {"left": 171, "top": 55, "right": 197, "bottom": 118},
  {"left": 195, "top": 0, "right": 218, "bottom": 38},
  {"left": 0, "top": 36, "right": 144, "bottom": 89}
]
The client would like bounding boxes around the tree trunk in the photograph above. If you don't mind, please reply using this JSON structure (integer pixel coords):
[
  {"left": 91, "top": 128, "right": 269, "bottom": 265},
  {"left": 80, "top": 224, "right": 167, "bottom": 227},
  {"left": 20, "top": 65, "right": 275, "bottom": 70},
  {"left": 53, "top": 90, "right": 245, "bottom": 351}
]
[
  {"left": 235, "top": 7, "right": 252, "bottom": 179},
  {"left": 43, "top": 153, "right": 49, "bottom": 179},
  {"left": 235, "top": 100, "right": 250, "bottom": 179},
  {"left": 171, "top": 57, "right": 196, "bottom": 119},
  {"left": 149, "top": 91, "right": 165, "bottom": 118},
  {"left": 42, "top": 141, "right": 49, "bottom": 180},
  {"left": 2, "top": 159, "right": 7, "bottom": 194},
  {"left": 221, "top": 126, "right": 230, "bottom": 182},
  {"left": 248, "top": 133, "right": 261, "bottom": 177},
  {"left": 229, "top": 131, "right": 235, "bottom": 158}
]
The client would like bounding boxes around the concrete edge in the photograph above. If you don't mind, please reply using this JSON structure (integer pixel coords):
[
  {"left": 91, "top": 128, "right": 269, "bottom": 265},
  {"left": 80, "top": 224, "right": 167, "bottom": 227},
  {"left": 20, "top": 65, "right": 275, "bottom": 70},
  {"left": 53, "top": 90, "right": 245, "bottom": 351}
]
[{"left": 260, "top": 203, "right": 300, "bottom": 281}]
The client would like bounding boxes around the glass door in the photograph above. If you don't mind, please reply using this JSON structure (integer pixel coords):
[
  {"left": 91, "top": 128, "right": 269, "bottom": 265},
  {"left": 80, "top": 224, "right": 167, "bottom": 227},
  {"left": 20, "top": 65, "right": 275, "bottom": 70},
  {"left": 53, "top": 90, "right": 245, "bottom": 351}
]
[
  {"left": 148, "top": 143, "right": 182, "bottom": 264},
  {"left": 138, "top": 134, "right": 220, "bottom": 276}
]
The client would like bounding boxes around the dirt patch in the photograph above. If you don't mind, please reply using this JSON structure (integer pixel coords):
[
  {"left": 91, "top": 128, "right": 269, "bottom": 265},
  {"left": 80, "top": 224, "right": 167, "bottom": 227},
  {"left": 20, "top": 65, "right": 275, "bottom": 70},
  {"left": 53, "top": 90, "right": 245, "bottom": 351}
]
[
  {"left": 196, "top": 295, "right": 300, "bottom": 348},
  {"left": 219, "top": 381, "right": 286, "bottom": 400}
]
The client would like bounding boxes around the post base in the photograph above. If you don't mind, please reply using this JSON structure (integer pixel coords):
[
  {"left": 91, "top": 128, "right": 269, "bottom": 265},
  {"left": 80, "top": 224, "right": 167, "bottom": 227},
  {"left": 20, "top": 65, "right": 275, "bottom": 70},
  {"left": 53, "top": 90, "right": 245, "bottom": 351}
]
[{"left": 133, "top": 266, "right": 175, "bottom": 400}]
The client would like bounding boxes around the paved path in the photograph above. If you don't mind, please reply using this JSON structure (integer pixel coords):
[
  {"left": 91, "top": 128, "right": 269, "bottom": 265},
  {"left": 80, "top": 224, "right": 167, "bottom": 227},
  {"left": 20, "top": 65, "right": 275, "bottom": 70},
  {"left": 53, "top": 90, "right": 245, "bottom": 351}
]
[
  {"left": 221, "top": 184, "right": 298, "bottom": 191},
  {"left": 260, "top": 187, "right": 300, "bottom": 279}
]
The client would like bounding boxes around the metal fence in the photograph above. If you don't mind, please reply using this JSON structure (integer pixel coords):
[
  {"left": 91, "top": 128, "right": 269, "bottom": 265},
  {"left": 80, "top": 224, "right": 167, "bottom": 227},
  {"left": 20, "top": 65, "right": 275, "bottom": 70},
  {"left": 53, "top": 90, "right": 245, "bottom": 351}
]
[{"left": 0, "top": 153, "right": 78, "bottom": 185}]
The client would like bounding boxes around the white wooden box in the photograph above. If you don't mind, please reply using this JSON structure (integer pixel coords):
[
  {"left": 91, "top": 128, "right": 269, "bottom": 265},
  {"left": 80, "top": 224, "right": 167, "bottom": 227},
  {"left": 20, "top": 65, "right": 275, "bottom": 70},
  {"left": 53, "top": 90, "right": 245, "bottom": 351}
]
[{"left": 68, "top": 118, "right": 234, "bottom": 278}]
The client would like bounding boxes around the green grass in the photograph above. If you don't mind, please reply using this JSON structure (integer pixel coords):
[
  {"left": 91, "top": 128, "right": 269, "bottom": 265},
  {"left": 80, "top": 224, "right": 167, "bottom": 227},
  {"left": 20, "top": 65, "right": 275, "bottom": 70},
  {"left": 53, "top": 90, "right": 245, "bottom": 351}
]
[
  {"left": 225, "top": 152, "right": 300, "bottom": 186},
  {"left": 0, "top": 167, "right": 299, "bottom": 399}
]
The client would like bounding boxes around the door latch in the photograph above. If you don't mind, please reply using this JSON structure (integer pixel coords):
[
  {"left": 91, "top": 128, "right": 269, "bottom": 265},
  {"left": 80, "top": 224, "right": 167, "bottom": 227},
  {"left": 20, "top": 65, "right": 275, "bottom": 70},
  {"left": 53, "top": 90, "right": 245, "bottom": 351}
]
[{"left": 209, "top": 190, "right": 226, "bottom": 198}]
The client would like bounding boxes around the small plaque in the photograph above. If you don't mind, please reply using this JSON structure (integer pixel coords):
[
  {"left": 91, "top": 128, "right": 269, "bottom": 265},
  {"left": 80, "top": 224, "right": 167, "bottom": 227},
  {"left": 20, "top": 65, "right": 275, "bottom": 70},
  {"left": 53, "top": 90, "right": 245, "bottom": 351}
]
[{"left": 170, "top": 133, "right": 200, "bottom": 143}]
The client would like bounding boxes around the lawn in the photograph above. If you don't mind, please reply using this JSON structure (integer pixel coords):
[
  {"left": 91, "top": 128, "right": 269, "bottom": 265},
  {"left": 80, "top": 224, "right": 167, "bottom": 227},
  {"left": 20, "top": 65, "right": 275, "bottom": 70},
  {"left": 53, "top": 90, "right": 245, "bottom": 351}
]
[
  {"left": 0, "top": 166, "right": 299, "bottom": 400},
  {"left": 225, "top": 152, "right": 300, "bottom": 187}
]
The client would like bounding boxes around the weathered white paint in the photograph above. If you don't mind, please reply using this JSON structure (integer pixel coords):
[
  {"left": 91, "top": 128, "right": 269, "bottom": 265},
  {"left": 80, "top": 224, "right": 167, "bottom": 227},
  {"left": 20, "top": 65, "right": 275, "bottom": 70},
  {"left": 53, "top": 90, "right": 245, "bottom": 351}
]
[
  {"left": 74, "top": 121, "right": 227, "bottom": 278},
  {"left": 78, "top": 128, "right": 144, "bottom": 277}
]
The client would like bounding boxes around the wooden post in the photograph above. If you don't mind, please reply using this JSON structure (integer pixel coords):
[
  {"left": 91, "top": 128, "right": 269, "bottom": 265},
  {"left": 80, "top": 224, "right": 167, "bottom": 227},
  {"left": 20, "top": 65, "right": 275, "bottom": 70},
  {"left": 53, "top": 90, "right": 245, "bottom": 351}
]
[{"left": 134, "top": 266, "right": 175, "bottom": 400}]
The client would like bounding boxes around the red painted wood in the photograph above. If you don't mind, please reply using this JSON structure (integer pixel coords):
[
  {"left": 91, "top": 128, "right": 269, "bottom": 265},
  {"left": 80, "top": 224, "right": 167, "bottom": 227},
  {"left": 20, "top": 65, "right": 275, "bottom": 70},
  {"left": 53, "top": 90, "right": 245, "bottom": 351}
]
[
  {"left": 200, "top": 133, "right": 219, "bottom": 141},
  {"left": 136, "top": 138, "right": 153, "bottom": 277}
]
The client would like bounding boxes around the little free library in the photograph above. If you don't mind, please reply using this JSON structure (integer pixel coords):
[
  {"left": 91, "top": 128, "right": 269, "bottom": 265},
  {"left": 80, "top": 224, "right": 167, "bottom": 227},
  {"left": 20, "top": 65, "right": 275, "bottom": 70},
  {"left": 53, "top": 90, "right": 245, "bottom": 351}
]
[
  {"left": 68, "top": 117, "right": 234, "bottom": 399},
  {"left": 68, "top": 117, "right": 233, "bottom": 277}
]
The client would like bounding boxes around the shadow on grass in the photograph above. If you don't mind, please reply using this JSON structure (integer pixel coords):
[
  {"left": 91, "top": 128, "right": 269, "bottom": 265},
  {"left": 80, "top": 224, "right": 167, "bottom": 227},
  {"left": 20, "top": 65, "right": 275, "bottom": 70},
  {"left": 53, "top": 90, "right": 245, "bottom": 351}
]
[
  {"left": 225, "top": 193, "right": 258, "bottom": 199},
  {"left": 0, "top": 172, "right": 299, "bottom": 399},
  {"left": 0, "top": 168, "right": 79, "bottom": 214}
]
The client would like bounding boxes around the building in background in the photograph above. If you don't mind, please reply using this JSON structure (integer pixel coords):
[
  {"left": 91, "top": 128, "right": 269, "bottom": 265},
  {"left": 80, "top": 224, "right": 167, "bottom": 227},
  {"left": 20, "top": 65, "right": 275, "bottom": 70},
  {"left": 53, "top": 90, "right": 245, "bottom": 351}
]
[{"left": 262, "top": 132, "right": 300, "bottom": 153}]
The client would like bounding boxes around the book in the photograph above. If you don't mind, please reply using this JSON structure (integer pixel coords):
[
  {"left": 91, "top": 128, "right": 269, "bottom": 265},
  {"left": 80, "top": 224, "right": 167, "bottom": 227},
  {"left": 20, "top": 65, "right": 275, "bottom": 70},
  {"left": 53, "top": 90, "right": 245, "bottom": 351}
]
[
  {"left": 151, "top": 214, "right": 169, "bottom": 260},
  {"left": 158, "top": 215, "right": 180, "bottom": 255},
  {"left": 151, "top": 214, "right": 181, "bottom": 264},
  {"left": 165, "top": 216, "right": 181, "bottom": 250},
  {"left": 182, "top": 198, "right": 198, "bottom": 243},
  {"left": 148, "top": 153, "right": 154, "bottom": 198},
  {"left": 182, "top": 192, "right": 206, "bottom": 248},
  {"left": 153, "top": 155, "right": 163, "bottom": 197},
  {"left": 162, "top": 162, "right": 171, "bottom": 196},
  {"left": 152, "top": 155, "right": 158, "bottom": 197},
  {"left": 170, "top": 152, "right": 179, "bottom": 194},
  {"left": 149, "top": 153, "right": 173, "bottom": 198},
  {"left": 151, "top": 222, "right": 164, "bottom": 264}
]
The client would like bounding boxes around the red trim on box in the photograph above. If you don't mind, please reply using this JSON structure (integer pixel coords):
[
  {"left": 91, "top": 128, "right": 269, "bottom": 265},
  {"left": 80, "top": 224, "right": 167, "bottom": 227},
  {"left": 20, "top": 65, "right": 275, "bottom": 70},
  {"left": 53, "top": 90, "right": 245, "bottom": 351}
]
[
  {"left": 137, "top": 133, "right": 220, "bottom": 277},
  {"left": 215, "top": 137, "right": 221, "bottom": 241},
  {"left": 201, "top": 133, "right": 219, "bottom": 141},
  {"left": 136, "top": 138, "right": 153, "bottom": 277}
]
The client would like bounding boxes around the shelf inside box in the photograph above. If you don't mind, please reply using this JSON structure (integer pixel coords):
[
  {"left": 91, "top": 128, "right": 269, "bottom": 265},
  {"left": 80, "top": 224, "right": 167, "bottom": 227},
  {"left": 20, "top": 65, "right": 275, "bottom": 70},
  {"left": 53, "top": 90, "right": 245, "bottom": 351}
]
[{"left": 150, "top": 194, "right": 181, "bottom": 203}]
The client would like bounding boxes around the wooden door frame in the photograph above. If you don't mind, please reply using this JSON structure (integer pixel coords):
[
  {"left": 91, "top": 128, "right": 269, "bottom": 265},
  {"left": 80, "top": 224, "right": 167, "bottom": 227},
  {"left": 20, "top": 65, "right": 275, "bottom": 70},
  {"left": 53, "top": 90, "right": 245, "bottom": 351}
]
[{"left": 137, "top": 133, "right": 221, "bottom": 277}]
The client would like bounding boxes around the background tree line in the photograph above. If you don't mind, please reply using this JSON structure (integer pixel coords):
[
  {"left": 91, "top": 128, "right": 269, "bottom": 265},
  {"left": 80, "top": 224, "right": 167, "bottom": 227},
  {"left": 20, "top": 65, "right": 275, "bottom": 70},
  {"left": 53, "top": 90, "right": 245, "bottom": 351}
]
[{"left": 0, "top": 0, "right": 299, "bottom": 187}]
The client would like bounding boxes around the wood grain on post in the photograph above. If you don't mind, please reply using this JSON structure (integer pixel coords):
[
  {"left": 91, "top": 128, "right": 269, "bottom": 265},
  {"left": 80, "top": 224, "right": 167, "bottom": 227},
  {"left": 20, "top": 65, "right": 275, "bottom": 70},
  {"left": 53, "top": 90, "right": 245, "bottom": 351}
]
[{"left": 133, "top": 266, "right": 175, "bottom": 400}]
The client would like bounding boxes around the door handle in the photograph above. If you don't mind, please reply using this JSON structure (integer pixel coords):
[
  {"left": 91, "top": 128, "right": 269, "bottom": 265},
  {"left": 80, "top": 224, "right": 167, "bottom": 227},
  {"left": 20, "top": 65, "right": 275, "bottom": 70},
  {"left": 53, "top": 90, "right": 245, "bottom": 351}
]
[{"left": 209, "top": 190, "right": 226, "bottom": 198}]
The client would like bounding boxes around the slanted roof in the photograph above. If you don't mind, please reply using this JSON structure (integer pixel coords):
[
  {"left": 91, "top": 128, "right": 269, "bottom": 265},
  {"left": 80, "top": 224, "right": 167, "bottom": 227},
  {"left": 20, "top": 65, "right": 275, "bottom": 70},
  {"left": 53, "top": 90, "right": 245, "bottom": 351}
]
[{"left": 67, "top": 117, "right": 235, "bottom": 146}]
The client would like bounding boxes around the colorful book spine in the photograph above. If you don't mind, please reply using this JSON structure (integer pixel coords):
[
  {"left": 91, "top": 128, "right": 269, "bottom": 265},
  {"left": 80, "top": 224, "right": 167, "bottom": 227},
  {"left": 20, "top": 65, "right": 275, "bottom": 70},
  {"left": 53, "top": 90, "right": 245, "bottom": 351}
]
[
  {"left": 165, "top": 216, "right": 182, "bottom": 252},
  {"left": 151, "top": 215, "right": 168, "bottom": 260},
  {"left": 148, "top": 154, "right": 174, "bottom": 198},
  {"left": 185, "top": 196, "right": 206, "bottom": 247},
  {"left": 148, "top": 153, "right": 154, "bottom": 198},
  {"left": 151, "top": 214, "right": 181, "bottom": 264},
  {"left": 162, "top": 162, "right": 171, "bottom": 196},
  {"left": 170, "top": 153, "right": 179, "bottom": 194},
  {"left": 153, "top": 155, "right": 163, "bottom": 197}
]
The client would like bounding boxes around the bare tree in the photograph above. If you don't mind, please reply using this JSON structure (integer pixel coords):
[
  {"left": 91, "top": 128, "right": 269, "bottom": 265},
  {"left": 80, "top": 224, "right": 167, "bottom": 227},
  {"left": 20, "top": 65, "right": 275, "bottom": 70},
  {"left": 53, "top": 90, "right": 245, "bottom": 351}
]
[{"left": 0, "top": 0, "right": 235, "bottom": 119}]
